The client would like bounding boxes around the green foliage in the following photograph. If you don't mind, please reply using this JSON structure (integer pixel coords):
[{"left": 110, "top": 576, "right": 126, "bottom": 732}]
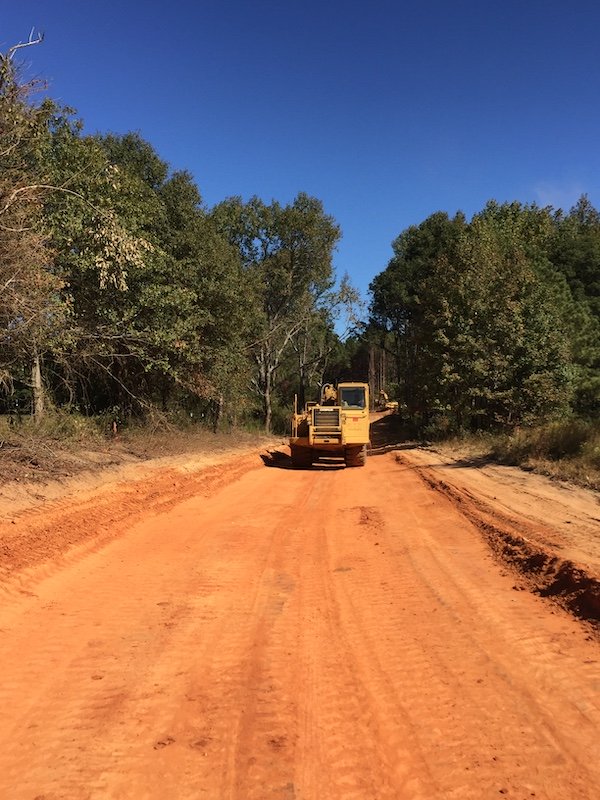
[
  {"left": 551, "top": 195, "right": 600, "bottom": 318},
  {"left": 370, "top": 211, "right": 466, "bottom": 418},
  {"left": 212, "top": 193, "right": 341, "bottom": 431},
  {"left": 36, "top": 123, "right": 254, "bottom": 420},
  {"left": 491, "top": 420, "right": 598, "bottom": 465},
  {"left": 370, "top": 200, "right": 600, "bottom": 431}
]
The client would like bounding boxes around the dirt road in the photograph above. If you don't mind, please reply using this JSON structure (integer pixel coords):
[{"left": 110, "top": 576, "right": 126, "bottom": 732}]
[{"left": 0, "top": 442, "right": 599, "bottom": 799}]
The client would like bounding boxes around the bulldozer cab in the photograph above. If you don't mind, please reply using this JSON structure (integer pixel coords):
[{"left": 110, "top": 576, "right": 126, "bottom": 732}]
[{"left": 339, "top": 386, "right": 366, "bottom": 409}]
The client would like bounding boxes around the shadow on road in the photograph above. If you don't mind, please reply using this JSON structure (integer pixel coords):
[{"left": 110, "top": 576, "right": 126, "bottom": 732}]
[
  {"left": 260, "top": 450, "right": 292, "bottom": 468},
  {"left": 260, "top": 450, "right": 345, "bottom": 471},
  {"left": 436, "top": 454, "right": 496, "bottom": 469},
  {"left": 368, "top": 413, "right": 421, "bottom": 457},
  {"left": 368, "top": 416, "right": 497, "bottom": 472}
]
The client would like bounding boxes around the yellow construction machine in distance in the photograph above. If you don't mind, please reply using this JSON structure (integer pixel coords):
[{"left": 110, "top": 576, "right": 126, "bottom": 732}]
[{"left": 289, "top": 382, "right": 370, "bottom": 468}]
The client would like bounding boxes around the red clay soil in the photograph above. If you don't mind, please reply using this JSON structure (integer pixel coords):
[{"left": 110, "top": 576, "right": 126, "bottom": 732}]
[
  {"left": 0, "top": 442, "right": 599, "bottom": 799},
  {"left": 398, "top": 447, "right": 600, "bottom": 625}
]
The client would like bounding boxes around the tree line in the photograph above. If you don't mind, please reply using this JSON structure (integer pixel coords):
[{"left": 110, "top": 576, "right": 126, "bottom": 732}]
[
  {"left": 2, "top": 40, "right": 598, "bottom": 437},
  {"left": 1, "top": 42, "right": 354, "bottom": 433}
]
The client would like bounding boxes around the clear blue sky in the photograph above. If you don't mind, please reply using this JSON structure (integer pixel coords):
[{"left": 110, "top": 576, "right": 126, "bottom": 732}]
[{"left": 3, "top": 1, "right": 600, "bottom": 300}]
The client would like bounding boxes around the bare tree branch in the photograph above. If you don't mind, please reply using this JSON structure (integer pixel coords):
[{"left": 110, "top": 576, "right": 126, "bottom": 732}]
[
  {"left": 6, "top": 30, "right": 44, "bottom": 61},
  {"left": 0, "top": 183, "right": 105, "bottom": 218}
]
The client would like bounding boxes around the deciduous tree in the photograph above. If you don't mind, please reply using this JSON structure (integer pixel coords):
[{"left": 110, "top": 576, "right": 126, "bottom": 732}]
[{"left": 213, "top": 193, "right": 340, "bottom": 431}]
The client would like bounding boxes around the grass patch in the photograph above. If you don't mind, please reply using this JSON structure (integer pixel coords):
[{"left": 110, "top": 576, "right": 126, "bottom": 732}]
[{"left": 0, "top": 410, "right": 279, "bottom": 485}]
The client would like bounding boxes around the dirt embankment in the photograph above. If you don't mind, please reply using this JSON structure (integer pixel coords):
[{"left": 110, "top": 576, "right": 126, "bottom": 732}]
[
  {"left": 0, "top": 423, "right": 278, "bottom": 488},
  {"left": 367, "top": 413, "right": 600, "bottom": 628},
  {"left": 0, "top": 438, "right": 282, "bottom": 582},
  {"left": 396, "top": 446, "right": 600, "bottom": 629}
]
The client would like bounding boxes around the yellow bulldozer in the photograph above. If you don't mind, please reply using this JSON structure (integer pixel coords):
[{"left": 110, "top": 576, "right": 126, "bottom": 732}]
[
  {"left": 375, "top": 389, "right": 399, "bottom": 412},
  {"left": 289, "top": 382, "right": 370, "bottom": 468}
]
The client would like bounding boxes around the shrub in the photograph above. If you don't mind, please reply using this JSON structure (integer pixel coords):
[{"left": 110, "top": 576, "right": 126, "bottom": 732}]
[
  {"left": 531, "top": 420, "right": 590, "bottom": 460},
  {"left": 492, "top": 420, "right": 591, "bottom": 463}
]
